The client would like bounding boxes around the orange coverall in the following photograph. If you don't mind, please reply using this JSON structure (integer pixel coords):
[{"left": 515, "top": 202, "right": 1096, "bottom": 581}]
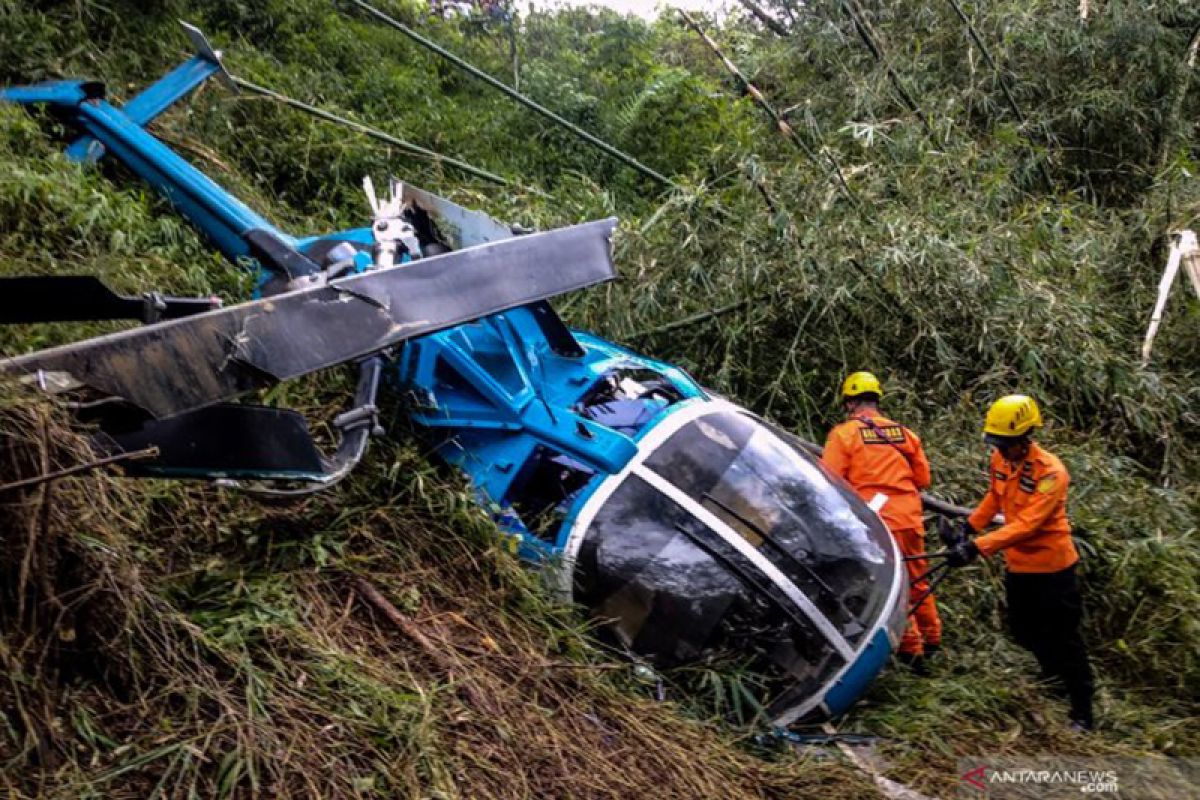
[
  {"left": 822, "top": 409, "right": 939, "bottom": 656},
  {"left": 967, "top": 443, "right": 1078, "bottom": 572},
  {"left": 966, "top": 443, "right": 1091, "bottom": 726}
]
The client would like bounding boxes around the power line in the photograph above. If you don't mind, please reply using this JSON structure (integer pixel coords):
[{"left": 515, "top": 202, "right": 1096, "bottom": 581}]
[
  {"left": 230, "top": 75, "right": 516, "bottom": 187},
  {"left": 345, "top": 0, "right": 679, "bottom": 190}
]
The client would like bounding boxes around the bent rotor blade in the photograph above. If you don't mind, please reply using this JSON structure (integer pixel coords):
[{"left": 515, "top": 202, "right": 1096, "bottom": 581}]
[
  {"left": 3, "top": 218, "right": 617, "bottom": 418},
  {"left": 0, "top": 276, "right": 220, "bottom": 324}
]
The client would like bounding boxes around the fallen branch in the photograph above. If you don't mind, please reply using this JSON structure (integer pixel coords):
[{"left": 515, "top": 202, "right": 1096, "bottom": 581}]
[
  {"left": 629, "top": 298, "right": 755, "bottom": 341},
  {"left": 352, "top": 577, "right": 494, "bottom": 712},
  {"left": 820, "top": 722, "right": 939, "bottom": 800},
  {"left": 0, "top": 446, "right": 158, "bottom": 496}
]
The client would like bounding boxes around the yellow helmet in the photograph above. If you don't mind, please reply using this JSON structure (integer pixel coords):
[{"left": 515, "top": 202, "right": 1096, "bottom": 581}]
[
  {"left": 841, "top": 371, "right": 882, "bottom": 399},
  {"left": 983, "top": 395, "right": 1043, "bottom": 440}
]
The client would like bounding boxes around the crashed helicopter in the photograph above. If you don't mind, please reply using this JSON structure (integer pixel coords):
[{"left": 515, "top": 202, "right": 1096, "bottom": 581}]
[{"left": 0, "top": 25, "right": 906, "bottom": 726}]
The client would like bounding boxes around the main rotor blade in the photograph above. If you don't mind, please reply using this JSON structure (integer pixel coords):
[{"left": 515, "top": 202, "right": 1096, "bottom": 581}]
[
  {"left": 0, "top": 275, "right": 221, "bottom": 324},
  {"left": 401, "top": 183, "right": 515, "bottom": 248},
  {"left": 3, "top": 218, "right": 617, "bottom": 418}
]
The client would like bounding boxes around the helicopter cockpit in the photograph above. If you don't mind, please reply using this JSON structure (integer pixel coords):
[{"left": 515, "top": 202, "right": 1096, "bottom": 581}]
[
  {"left": 401, "top": 309, "right": 906, "bottom": 724},
  {"left": 559, "top": 399, "right": 906, "bottom": 723},
  {"left": 374, "top": 184, "right": 906, "bottom": 723}
]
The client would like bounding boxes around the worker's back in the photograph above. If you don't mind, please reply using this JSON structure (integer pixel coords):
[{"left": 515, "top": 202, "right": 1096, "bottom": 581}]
[{"left": 822, "top": 408, "right": 931, "bottom": 532}]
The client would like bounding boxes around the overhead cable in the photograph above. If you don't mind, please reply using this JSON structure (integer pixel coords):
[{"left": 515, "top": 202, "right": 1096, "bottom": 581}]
[
  {"left": 344, "top": 0, "right": 678, "bottom": 189},
  {"left": 231, "top": 75, "right": 515, "bottom": 187}
]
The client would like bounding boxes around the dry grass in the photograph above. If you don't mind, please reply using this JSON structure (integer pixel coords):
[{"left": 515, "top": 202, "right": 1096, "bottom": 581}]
[{"left": 0, "top": 391, "right": 876, "bottom": 798}]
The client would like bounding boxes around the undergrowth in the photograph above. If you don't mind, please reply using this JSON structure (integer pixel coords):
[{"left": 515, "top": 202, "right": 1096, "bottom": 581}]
[{"left": 0, "top": 392, "right": 874, "bottom": 798}]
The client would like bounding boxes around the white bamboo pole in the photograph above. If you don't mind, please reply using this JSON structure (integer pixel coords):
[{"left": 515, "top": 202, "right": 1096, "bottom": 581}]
[{"left": 1142, "top": 230, "right": 1198, "bottom": 365}]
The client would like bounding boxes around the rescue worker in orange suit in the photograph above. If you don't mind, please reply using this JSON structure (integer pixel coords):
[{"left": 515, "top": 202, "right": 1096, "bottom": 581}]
[
  {"left": 946, "top": 395, "right": 1095, "bottom": 731},
  {"left": 822, "top": 372, "right": 940, "bottom": 672}
]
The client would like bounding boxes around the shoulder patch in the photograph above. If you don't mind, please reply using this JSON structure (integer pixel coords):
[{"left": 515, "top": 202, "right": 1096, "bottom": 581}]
[
  {"left": 859, "top": 425, "right": 907, "bottom": 446},
  {"left": 1036, "top": 475, "right": 1059, "bottom": 494}
]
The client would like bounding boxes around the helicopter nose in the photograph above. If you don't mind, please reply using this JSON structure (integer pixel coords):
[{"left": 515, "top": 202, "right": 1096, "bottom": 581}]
[{"left": 565, "top": 401, "right": 905, "bottom": 722}]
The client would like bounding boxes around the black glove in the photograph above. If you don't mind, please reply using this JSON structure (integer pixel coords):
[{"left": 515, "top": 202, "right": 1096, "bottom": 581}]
[
  {"left": 945, "top": 539, "right": 979, "bottom": 568},
  {"left": 939, "top": 518, "right": 972, "bottom": 548}
]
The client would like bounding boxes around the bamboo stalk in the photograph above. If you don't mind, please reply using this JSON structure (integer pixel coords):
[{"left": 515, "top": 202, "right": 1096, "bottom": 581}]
[
  {"left": 678, "top": 10, "right": 857, "bottom": 204},
  {"left": 736, "top": 0, "right": 789, "bottom": 37},
  {"left": 1155, "top": 21, "right": 1200, "bottom": 171},
  {"left": 839, "top": 0, "right": 936, "bottom": 139},
  {"left": 940, "top": 0, "right": 1054, "bottom": 188},
  {"left": 630, "top": 298, "right": 754, "bottom": 341}
]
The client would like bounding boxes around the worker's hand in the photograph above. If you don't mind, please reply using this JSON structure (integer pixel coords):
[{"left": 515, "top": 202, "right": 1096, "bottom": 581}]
[
  {"left": 945, "top": 540, "right": 979, "bottom": 568},
  {"left": 939, "top": 518, "right": 970, "bottom": 547}
]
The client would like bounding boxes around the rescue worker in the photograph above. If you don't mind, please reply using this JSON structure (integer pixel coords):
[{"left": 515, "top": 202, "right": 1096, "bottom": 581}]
[
  {"left": 822, "top": 372, "right": 939, "bottom": 672},
  {"left": 946, "top": 395, "right": 1095, "bottom": 731}
]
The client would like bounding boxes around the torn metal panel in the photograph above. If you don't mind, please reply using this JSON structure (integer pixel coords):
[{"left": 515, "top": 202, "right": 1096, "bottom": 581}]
[
  {"left": 401, "top": 183, "right": 515, "bottom": 248},
  {"left": 3, "top": 218, "right": 617, "bottom": 418}
]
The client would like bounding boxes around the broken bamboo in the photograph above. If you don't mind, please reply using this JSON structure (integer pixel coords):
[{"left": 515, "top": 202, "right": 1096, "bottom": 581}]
[{"left": 352, "top": 577, "right": 495, "bottom": 713}]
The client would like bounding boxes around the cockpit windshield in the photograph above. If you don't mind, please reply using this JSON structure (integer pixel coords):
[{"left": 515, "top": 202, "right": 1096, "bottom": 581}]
[
  {"left": 572, "top": 406, "right": 901, "bottom": 722},
  {"left": 644, "top": 410, "right": 894, "bottom": 644},
  {"left": 572, "top": 473, "right": 845, "bottom": 705}
]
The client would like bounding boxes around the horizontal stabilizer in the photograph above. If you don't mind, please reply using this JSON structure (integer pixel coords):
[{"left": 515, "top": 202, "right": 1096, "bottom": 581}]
[{"left": 97, "top": 404, "right": 327, "bottom": 480}]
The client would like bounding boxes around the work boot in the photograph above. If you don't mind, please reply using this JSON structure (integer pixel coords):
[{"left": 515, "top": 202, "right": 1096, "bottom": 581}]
[
  {"left": 923, "top": 642, "right": 941, "bottom": 659},
  {"left": 1068, "top": 695, "right": 1094, "bottom": 733},
  {"left": 896, "top": 652, "right": 929, "bottom": 676}
]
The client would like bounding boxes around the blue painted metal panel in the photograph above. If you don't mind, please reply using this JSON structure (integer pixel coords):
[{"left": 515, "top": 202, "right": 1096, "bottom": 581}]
[
  {"left": 395, "top": 302, "right": 709, "bottom": 561},
  {"left": 0, "top": 81, "right": 91, "bottom": 105},
  {"left": 66, "top": 56, "right": 221, "bottom": 163},
  {"left": 71, "top": 99, "right": 291, "bottom": 262},
  {"left": 821, "top": 626, "right": 894, "bottom": 717}
]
